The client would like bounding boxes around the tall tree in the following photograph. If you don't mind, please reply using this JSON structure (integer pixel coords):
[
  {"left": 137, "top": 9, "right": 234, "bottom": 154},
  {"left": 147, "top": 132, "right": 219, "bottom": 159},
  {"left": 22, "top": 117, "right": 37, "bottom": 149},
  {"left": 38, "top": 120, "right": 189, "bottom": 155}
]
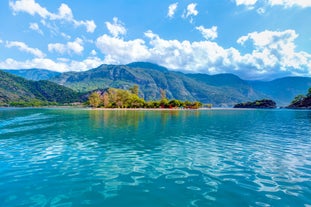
[
  {"left": 88, "top": 92, "right": 101, "bottom": 108},
  {"left": 160, "top": 88, "right": 166, "bottom": 100},
  {"left": 130, "top": 84, "right": 139, "bottom": 96}
]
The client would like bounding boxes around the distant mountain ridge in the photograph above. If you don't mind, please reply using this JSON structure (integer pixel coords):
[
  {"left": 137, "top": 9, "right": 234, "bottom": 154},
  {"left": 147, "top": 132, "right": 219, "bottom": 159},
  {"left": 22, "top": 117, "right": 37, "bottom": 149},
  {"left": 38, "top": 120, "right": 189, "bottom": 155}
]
[
  {"left": 3, "top": 69, "right": 60, "bottom": 81},
  {"left": 2, "top": 62, "right": 311, "bottom": 106}
]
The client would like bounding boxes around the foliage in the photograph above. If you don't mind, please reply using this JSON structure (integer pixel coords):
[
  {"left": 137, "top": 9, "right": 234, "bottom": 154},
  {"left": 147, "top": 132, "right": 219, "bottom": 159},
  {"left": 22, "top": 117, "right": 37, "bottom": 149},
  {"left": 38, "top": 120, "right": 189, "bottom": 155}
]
[
  {"left": 88, "top": 92, "right": 101, "bottom": 108},
  {"left": 291, "top": 94, "right": 306, "bottom": 105},
  {"left": 0, "top": 70, "right": 82, "bottom": 106},
  {"left": 234, "top": 99, "right": 276, "bottom": 109},
  {"left": 87, "top": 87, "right": 204, "bottom": 109}
]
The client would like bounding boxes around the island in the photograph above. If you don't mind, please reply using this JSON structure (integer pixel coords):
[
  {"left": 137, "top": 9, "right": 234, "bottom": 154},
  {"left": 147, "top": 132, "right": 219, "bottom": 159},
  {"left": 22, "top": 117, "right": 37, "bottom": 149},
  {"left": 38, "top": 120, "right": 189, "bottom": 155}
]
[
  {"left": 287, "top": 88, "right": 311, "bottom": 109},
  {"left": 233, "top": 99, "right": 277, "bottom": 109}
]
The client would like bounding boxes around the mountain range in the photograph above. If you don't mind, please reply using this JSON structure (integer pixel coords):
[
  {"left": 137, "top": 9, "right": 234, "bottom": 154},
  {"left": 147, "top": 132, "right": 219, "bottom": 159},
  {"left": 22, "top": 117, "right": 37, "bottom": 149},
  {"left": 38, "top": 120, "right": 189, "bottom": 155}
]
[{"left": 1, "top": 62, "right": 311, "bottom": 107}]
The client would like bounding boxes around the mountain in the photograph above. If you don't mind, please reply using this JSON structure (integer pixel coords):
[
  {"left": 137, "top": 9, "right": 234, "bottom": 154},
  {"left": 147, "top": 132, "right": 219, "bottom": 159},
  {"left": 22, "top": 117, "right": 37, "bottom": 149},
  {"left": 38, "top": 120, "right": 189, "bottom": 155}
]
[
  {"left": 51, "top": 62, "right": 264, "bottom": 106},
  {"left": 0, "top": 70, "right": 81, "bottom": 105},
  {"left": 249, "top": 77, "right": 311, "bottom": 106},
  {"left": 2, "top": 69, "right": 60, "bottom": 81},
  {"left": 3, "top": 62, "right": 311, "bottom": 107}
]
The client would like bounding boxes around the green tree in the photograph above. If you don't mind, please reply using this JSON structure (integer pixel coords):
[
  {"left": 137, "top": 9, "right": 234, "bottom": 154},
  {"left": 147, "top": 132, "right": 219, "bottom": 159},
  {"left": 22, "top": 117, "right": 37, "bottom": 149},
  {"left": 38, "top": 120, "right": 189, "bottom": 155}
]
[
  {"left": 307, "top": 88, "right": 311, "bottom": 97},
  {"left": 291, "top": 94, "right": 306, "bottom": 104},
  {"left": 169, "top": 99, "right": 182, "bottom": 108},
  {"left": 130, "top": 84, "right": 139, "bottom": 96},
  {"left": 160, "top": 89, "right": 166, "bottom": 100},
  {"left": 101, "top": 92, "right": 110, "bottom": 108},
  {"left": 88, "top": 92, "right": 101, "bottom": 108}
]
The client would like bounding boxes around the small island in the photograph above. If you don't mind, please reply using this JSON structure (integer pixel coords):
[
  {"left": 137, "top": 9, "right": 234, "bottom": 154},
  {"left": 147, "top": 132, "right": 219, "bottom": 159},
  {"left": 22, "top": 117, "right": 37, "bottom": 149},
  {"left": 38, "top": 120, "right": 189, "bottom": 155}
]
[
  {"left": 87, "top": 85, "right": 204, "bottom": 109},
  {"left": 233, "top": 99, "right": 277, "bottom": 109},
  {"left": 287, "top": 88, "right": 311, "bottom": 109}
]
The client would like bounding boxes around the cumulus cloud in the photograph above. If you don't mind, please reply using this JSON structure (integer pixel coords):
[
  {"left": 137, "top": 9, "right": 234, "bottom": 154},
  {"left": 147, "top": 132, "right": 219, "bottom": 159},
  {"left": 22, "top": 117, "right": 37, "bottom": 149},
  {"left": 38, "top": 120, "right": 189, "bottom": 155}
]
[
  {"left": 267, "top": 0, "right": 311, "bottom": 8},
  {"left": 48, "top": 38, "right": 84, "bottom": 55},
  {"left": 235, "top": 0, "right": 311, "bottom": 9},
  {"left": 167, "top": 2, "right": 178, "bottom": 18},
  {"left": 196, "top": 26, "right": 218, "bottom": 40},
  {"left": 96, "top": 34, "right": 150, "bottom": 64},
  {"left": 9, "top": 0, "right": 96, "bottom": 33},
  {"left": 0, "top": 56, "right": 103, "bottom": 72},
  {"left": 182, "top": 3, "right": 198, "bottom": 23},
  {"left": 237, "top": 29, "right": 311, "bottom": 75},
  {"left": 105, "top": 17, "right": 127, "bottom": 38},
  {"left": 29, "top": 22, "right": 43, "bottom": 35},
  {"left": 235, "top": 0, "right": 257, "bottom": 6},
  {"left": 6, "top": 41, "right": 45, "bottom": 58},
  {"left": 94, "top": 29, "right": 311, "bottom": 79}
]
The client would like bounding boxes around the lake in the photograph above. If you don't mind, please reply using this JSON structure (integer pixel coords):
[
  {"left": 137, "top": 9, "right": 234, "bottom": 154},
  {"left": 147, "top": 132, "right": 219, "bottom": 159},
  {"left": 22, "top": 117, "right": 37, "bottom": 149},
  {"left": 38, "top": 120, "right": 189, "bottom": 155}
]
[{"left": 0, "top": 108, "right": 310, "bottom": 206}]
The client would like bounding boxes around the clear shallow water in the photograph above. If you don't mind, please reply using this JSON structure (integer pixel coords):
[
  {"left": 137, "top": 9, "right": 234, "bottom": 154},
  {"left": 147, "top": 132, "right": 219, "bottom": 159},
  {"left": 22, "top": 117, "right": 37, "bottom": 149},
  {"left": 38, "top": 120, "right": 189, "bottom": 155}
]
[{"left": 0, "top": 108, "right": 310, "bottom": 207}]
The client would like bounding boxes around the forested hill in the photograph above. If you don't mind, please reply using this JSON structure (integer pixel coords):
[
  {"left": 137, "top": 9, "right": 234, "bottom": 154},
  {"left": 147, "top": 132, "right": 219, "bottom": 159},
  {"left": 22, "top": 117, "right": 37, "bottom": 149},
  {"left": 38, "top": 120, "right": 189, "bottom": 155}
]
[
  {"left": 51, "top": 62, "right": 262, "bottom": 106},
  {"left": 0, "top": 70, "right": 81, "bottom": 105},
  {"left": 3, "top": 62, "right": 311, "bottom": 106}
]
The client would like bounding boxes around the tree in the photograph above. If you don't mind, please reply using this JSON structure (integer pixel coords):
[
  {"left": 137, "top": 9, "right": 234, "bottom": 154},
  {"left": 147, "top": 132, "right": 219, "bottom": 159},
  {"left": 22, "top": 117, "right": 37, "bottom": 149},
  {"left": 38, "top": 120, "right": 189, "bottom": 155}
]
[
  {"left": 160, "top": 89, "right": 166, "bottom": 100},
  {"left": 291, "top": 94, "right": 306, "bottom": 105},
  {"left": 130, "top": 84, "right": 139, "bottom": 96},
  {"left": 307, "top": 88, "right": 311, "bottom": 97},
  {"left": 88, "top": 92, "right": 101, "bottom": 108},
  {"left": 101, "top": 92, "right": 110, "bottom": 108}
]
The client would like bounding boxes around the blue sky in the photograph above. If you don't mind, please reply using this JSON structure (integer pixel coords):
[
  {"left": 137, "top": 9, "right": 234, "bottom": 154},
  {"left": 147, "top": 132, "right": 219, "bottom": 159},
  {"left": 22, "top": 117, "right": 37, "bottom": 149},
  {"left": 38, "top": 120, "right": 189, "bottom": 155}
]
[{"left": 0, "top": 0, "right": 310, "bottom": 80}]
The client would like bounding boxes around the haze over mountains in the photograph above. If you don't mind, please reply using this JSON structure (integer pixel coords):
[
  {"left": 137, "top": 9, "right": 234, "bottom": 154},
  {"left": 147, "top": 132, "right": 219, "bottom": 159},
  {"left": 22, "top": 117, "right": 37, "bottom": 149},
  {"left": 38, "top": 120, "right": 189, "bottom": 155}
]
[{"left": 2, "top": 62, "right": 311, "bottom": 107}]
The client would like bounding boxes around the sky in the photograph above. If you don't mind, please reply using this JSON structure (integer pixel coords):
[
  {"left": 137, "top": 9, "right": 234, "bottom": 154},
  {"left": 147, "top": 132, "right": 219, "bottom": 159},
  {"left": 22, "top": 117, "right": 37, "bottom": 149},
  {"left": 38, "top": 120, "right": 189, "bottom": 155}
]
[{"left": 0, "top": 0, "right": 311, "bottom": 80}]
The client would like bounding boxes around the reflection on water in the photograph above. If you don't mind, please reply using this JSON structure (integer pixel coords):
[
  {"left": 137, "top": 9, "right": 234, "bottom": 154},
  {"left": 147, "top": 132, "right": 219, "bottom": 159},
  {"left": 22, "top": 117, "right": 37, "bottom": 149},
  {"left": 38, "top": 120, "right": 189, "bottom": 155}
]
[{"left": 0, "top": 108, "right": 311, "bottom": 206}]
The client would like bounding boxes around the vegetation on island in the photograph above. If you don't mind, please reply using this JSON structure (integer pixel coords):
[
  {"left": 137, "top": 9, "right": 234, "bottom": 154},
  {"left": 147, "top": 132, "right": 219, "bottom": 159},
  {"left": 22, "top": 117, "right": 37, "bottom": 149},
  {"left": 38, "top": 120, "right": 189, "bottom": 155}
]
[
  {"left": 287, "top": 88, "right": 311, "bottom": 109},
  {"left": 233, "top": 99, "right": 277, "bottom": 109},
  {"left": 87, "top": 85, "right": 203, "bottom": 109}
]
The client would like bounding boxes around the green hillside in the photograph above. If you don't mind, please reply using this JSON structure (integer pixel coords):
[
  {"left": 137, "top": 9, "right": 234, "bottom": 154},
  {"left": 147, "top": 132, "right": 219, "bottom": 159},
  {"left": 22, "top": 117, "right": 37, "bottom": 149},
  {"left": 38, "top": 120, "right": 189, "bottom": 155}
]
[
  {"left": 3, "top": 69, "right": 60, "bottom": 81},
  {"left": 0, "top": 70, "right": 81, "bottom": 106},
  {"left": 4, "top": 62, "right": 311, "bottom": 107},
  {"left": 51, "top": 62, "right": 264, "bottom": 106}
]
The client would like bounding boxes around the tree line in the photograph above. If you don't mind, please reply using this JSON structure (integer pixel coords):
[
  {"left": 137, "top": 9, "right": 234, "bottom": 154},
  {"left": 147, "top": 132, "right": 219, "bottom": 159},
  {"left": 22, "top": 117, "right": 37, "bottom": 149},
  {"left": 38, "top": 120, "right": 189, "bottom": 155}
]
[{"left": 88, "top": 85, "right": 203, "bottom": 109}]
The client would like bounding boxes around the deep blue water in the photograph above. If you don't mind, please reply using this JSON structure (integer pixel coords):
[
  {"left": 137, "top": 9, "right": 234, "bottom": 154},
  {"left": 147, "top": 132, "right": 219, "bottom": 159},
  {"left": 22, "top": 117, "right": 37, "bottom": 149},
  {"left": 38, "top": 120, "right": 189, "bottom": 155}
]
[{"left": 0, "top": 108, "right": 310, "bottom": 207}]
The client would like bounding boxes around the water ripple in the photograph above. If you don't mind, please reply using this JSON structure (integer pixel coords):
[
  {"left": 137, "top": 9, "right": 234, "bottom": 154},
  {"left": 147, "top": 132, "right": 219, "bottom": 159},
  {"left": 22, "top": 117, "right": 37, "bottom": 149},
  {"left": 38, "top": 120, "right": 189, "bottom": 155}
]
[{"left": 0, "top": 109, "right": 311, "bottom": 206}]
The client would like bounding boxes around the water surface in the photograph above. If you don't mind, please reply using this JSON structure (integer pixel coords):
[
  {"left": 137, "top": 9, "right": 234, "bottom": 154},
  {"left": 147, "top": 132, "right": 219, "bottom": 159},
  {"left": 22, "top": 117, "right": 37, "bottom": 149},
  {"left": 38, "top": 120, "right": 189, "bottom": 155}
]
[{"left": 0, "top": 108, "right": 310, "bottom": 206}]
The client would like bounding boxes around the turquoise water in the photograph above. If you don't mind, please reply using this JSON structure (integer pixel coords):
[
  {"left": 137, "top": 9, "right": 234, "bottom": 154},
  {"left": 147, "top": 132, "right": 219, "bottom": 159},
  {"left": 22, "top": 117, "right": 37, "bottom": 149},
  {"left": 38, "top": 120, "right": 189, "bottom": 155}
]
[{"left": 0, "top": 108, "right": 310, "bottom": 207}]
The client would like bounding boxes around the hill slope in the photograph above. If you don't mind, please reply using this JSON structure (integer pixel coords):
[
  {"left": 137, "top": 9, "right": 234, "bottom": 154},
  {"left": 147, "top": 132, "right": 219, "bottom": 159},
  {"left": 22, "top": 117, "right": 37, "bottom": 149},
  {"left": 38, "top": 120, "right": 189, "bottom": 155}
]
[
  {"left": 51, "top": 62, "right": 264, "bottom": 106},
  {"left": 4, "top": 62, "right": 311, "bottom": 106},
  {"left": 0, "top": 70, "right": 81, "bottom": 105},
  {"left": 3, "top": 69, "right": 60, "bottom": 81},
  {"left": 249, "top": 77, "right": 311, "bottom": 106}
]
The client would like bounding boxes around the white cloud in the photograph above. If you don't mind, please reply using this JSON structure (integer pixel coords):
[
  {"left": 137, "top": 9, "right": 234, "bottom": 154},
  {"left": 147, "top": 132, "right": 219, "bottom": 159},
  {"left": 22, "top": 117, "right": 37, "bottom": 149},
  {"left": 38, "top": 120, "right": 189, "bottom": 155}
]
[
  {"left": 90, "top": 50, "right": 97, "bottom": 56},
  {"left": 0, "top": 56, "right": 103, "bottom": 72},
  {"left": 9, "top": 0, "right": 50, "bottom": 18},
  {"left": 235, "top": 0, "right": 311, "bottom": 9},
  {"left": 167, "top": 2, "right": 178, "bottom": 18},
  {"left": 235, "top": 0, "right": 257, "bottom": 6},
  {"left": 48, "top": 38, "right": 84, "bottom": 55},
  {"left": 182, "top": 3, "right": 198, "bottom": 23},
  {"left": 237, "top": 29, "right": 311, "bottom": 77},
  {"left": 94, "top": 29, "right": 311, "bottom": 79},
  {"left": 29, "top": 22, "right": 43, "bottom": 35},
  {"left": 6, "top": 41, "right": 45, "bottom": 58},
  {"left": 186, "top": 3, "right": 198, "bottom": 17},
  {"left": 9, "top": 0, "right": 96, "bottom": 33},
  {"left": 105, "top": 17, "right": 127, "bottom": 38},
  {"left": 96, "top": 34, "right": 150, "bottom": 64},
  {"left": 267, "top": 0, "right": 311, "bottom": 8},
  {"left": 196, "top": 26, "right": 218, "bottom": 40}
]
